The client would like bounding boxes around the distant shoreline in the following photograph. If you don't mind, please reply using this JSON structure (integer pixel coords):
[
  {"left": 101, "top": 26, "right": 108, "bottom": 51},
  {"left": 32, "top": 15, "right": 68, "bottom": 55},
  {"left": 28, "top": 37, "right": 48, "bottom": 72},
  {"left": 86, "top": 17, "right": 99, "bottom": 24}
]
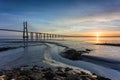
[
  {"left": 95, "top": 43, "right": 120, "bottom": 47},
  {"left": 64, "top": 36, "right": 120, "bottom": 37}
]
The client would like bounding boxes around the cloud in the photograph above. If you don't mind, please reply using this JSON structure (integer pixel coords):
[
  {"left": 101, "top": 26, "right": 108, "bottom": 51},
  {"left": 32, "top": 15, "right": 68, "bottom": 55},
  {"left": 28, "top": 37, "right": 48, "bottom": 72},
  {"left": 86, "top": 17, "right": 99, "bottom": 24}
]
[
  {"left": 0, "top": 0, "right": 120, "bottom": 36},
  {"left": 49, "top": 11, "right": 120, "bottom": 34}
]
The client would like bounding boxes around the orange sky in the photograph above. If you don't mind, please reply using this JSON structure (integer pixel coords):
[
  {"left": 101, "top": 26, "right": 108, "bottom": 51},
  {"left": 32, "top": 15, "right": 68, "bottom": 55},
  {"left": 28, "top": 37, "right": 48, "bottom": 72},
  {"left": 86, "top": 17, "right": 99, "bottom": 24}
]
[
  {"left": 0, "top": 0, "right": 120, "bottom": 37},
  {"left": 66, "top": 31, "right": 120, "bottom": 37}
]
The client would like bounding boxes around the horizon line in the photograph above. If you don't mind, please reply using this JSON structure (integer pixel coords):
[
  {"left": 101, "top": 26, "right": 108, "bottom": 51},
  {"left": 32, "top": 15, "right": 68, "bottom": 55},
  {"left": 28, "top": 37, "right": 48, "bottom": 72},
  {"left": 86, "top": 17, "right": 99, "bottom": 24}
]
[{"left": 65, "top": 36, "right": 120, "bottom": 37}]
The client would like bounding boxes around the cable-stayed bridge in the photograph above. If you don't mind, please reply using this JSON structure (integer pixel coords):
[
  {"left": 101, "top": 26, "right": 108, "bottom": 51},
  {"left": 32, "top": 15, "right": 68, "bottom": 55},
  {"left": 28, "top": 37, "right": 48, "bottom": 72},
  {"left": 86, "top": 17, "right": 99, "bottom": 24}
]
[
  {"left": 0, "top": 21, "right": 67, "bottom": 41},
  {"left": 0, "top": 21, "right": 67, "bottom": 46}
]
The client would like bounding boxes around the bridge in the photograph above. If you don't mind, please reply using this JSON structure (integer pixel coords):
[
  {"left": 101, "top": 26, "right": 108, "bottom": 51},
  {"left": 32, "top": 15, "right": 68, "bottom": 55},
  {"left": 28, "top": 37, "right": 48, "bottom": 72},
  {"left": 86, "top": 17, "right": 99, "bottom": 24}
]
[{"left": 0, "top": 21, "right": 67, "bottom": 41}]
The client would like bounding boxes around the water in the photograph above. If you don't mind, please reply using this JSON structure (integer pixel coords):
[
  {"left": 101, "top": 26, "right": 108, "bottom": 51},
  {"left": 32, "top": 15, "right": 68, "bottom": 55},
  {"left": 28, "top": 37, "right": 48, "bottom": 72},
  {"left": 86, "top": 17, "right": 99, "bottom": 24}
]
[
  {"left": 50, "top": 37, "right": 120, "bottom": 80},
  {"left": 66, "top": 37, "right": 120, "bottom": 43},
  {"left": 0, "top": 37, "right": 120, "bottom": 80},
  {"left": 56, "top": 37, "right": 120, "bottom": 71},
  {"left": 61, "top": 37, "right": 120, "bottom": 61}
]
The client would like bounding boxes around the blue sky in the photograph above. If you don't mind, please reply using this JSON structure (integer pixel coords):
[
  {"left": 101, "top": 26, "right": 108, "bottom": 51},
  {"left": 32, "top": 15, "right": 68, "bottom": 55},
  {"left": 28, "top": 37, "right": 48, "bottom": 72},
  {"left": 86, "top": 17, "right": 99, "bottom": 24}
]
[{"left": 0, "top": 0, "right": 120, "bottom": 36}]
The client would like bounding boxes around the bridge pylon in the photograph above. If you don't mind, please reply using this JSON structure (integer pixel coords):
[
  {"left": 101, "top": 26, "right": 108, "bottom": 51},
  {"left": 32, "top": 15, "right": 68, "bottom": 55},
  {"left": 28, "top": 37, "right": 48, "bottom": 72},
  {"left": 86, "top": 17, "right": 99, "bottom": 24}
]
[{"left": 23, "top": 21, "right": 29, "bottom": 47}]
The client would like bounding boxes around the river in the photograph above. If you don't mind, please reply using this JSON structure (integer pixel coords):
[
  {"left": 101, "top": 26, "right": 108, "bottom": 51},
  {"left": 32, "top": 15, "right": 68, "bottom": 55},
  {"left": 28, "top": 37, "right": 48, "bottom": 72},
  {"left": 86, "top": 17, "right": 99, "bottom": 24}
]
[{"left": 0, "top": 37, "right": 120, "bottom": 80}]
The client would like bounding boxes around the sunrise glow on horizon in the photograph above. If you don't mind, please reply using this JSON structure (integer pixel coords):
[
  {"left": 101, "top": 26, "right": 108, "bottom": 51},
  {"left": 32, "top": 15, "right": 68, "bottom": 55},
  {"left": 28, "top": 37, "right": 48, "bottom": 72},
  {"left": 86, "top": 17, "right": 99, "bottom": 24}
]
[
  {"left": 0, "top": 0, "right": 120, "bottom": 37},
  {"left": 96, "top": 32, "right": 100, "bottom": 43}
]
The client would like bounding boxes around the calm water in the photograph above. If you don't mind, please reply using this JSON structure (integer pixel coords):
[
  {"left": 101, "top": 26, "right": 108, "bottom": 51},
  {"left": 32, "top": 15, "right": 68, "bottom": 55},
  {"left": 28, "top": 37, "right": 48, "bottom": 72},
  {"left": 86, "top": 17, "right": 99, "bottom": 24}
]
[
  {"left": 59, "top": 37, "right": 120, "bottom": 61},
  {"left": 0, "top": 37, "right": 120, "bottom": 80},
  {"left": 66, "top": 37, "right": 120, "bottom": 43},
  {"left": 49, "top": 37, "right": 120, "bottom": 80}
]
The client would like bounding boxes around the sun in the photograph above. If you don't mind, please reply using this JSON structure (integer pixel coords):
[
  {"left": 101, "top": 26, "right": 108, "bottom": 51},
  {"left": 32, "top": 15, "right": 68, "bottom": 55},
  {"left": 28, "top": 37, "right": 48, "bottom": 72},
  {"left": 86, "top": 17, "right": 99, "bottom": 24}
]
[
  {"left": 96, "top": 32, "right": 101, "bottom": 43},
  {"left": 96, "top": 32, "right": 100, "bottom": 37}
]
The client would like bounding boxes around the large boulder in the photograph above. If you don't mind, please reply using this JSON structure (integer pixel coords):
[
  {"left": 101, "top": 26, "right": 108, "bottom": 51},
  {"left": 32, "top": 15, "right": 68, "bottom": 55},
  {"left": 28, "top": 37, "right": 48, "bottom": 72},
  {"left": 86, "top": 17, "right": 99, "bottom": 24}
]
[{"left": 60, "top": 48, "right": 92, "bottom": 60}]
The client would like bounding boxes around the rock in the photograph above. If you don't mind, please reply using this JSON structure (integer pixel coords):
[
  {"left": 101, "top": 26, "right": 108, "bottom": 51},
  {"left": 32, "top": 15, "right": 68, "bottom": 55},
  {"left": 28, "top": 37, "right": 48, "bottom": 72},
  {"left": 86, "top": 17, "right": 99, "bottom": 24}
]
[
  {"left": 17, "top": 75, "right": 30, "bottom": 80},
  {"left": 57, "top": 67, "right": 64, "bottom": 72},
  {"left": 30, "top": 72, "right": 44, "bottom": 80},
  {"left": 53, "top": 76, "right": 65, "bottom": 80},
  {"left": 0, "top": 75, "right": 7, "bottom": 80},
  {"left": 40, "top": 66, "right": 44, "bottom": 68},
  {"left": 44, "top": 71, "right": 56, "bottom": 80},
  {"left": 0, "top": 65, "right": 111, "bottom": 80},
  {"left": 92, "top": 75, "right": 97, "bottom": 78},
  {"left": 86, "top": 49, "right": 92, "bottom": 52},
  {"left": 40, "top": 78, "right": 47, "bottom": 80},
  {"left": 64, "top": 67, "right": 73, "bottom": 72},
  {"left": 0, "top": 71, "right": 3, "bottom": 76},
  {"left": 60, "top": 48, "right": 92, "bottom": 60},
  {"left": 81, "top": 71, "right": 87, "bottom": 75},
  {"left": 41, "top": 68, "right": 52, "bottom": 72},
  {"left": 92, "top": 73, "right": 97, "bottom": 78},
  {"left": 32, "top": 65, "right": 40, "bottom": 72},
  {"left": 61, "top": 48, "right": 82, "bottom": 60},
  {"left": 66, "top": 73, "right": 80, "bottom": 80},
  {"left": 20, "top": 65, "right": 29, "bottom": 67},
  {"left": 61, "top": 48, "right": 92, "bottom": 60},
  {"left": 96, "top": 76, "right": 111, "bottom": 80},
  {"left": 56, "top": 72, "right": 67, "bottom": 77}
]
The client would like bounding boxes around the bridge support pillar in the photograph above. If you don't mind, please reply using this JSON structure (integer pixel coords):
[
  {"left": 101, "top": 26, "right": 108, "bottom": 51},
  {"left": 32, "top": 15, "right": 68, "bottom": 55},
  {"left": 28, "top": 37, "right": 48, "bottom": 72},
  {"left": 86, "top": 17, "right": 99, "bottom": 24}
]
[
  {"left": 47, "top": 34, "right": 49, "bottom": 40},
  {"left": 23, "top": 21, "right": 28, "bottom": 47},
  {"left": 52, "top": 34, "right": 54, "bottom": 39},
  {"left": 41, "top": 33, "right": 43, "bottom": 40},
  {"left": 54, "top": 35, "right": 56, "bottom": 39},
  {"left": 43, "top": 33, "right": 46, "bottom": 40},
  {"left": 30, "top": 32, "right": 33, "bottom": 41},
  {"left": 50, "top": 34, "right": 52, "bottom": 39},
  {"left": 39, "top": 33, "right": 42, "bottom": 40},
  {"left": 35, "top": 33, "right": 38, "bottom": 40}
]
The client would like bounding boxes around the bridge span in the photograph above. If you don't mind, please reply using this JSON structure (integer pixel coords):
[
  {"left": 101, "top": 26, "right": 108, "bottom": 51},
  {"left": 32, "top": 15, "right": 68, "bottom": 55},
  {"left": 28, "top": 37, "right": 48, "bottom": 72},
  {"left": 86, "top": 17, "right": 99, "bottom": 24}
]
[{"left": 0, "top": 21, "right": 67, "bottom": 41}]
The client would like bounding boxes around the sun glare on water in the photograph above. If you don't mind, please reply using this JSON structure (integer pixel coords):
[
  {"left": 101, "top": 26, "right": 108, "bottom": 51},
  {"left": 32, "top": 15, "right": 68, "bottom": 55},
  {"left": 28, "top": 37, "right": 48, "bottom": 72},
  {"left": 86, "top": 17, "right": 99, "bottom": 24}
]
[
  {"left": 96, "top": 32, "right": 101, "bottom": 43},
  {"left": 96, "top": 32, "right": 100, "bottom": 37}
]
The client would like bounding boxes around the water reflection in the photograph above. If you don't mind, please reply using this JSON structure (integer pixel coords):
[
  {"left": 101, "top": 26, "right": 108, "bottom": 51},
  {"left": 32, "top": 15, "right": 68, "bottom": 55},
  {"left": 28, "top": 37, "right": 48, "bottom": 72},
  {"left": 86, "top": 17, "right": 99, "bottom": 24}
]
[
  {"left": 96, "top": 36, "right": 99, "bottom": 43},
  {"left": 96, "top": 32, "right": 101, "bottom": 43}
]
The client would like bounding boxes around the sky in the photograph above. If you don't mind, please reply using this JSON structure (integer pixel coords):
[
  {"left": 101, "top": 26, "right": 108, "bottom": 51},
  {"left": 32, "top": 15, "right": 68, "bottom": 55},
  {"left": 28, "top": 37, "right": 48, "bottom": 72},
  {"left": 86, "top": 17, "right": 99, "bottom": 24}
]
[{"left": 0, "top": 0, "right": 120, "bottom": 36}]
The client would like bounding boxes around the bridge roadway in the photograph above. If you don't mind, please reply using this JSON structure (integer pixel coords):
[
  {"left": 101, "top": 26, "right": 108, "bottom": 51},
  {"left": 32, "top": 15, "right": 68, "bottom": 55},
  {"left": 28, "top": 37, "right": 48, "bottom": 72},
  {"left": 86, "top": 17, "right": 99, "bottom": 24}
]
[{"left": 0, "top": 28, "right": 66, "bottom": 40}]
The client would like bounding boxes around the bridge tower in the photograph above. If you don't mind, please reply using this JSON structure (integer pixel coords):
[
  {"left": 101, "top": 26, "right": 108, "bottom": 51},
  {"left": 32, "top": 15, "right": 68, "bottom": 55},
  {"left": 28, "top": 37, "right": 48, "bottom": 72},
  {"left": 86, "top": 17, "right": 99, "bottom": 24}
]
[{"left": 23, "top": 21, "right": 29, "bottom": 47}]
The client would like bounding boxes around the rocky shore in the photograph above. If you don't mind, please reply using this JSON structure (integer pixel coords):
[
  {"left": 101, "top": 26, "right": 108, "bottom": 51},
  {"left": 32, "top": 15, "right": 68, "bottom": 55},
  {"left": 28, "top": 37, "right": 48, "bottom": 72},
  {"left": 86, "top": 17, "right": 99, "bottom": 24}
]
[
  {"left": 0, "top": 65, "right": 111, "bottom": 80},
  {"left": 60, "top": 48, "right": 92, "bottom": 60}
]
